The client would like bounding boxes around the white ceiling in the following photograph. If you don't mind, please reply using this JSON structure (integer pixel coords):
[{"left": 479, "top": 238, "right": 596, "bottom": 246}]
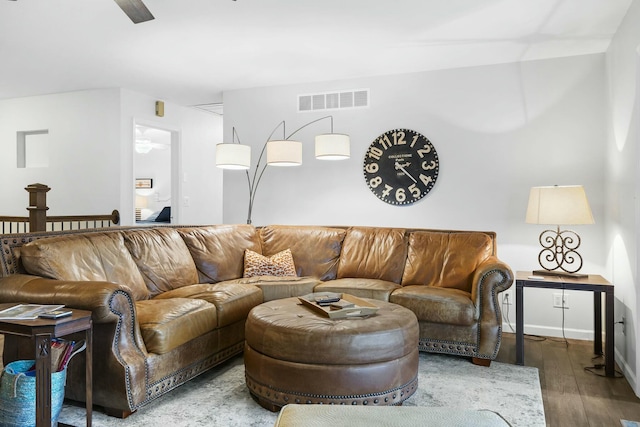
[{"left": 0, "top": 0, "right": 633, "bottom": 107}]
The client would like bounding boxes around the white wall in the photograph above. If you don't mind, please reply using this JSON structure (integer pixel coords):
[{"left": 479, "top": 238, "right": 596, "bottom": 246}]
[
  {"left": 223, "top": 54, "right": 607, "bottom": 348},
  {"left": 605, "top": 0, "right": 640, "bottom": 393},
  {"left": 0, "top": 88, "right": 224, "bottom": 226},
  {"left": 0, "top": 89, "right": 121, "bottom": 216}
]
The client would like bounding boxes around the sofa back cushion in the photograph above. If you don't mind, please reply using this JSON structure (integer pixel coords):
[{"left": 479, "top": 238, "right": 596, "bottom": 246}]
[
  {"left": 178, "top": 225, "right": 261, "bottom": 283},
  {"left": 337, "top": 227, "right": 408, "bottom": 283},
  {"left": 123, "top": 228, "right": 199, "bottom": 297},
  {"left": 260, "top": 225, "right": 346, "bottom": 281},
  {"left": 401, "top": 231, "right": 494, "bottom": 291},
  {"left": 20, "top": 231, "right": 150, "bottom": 300}
]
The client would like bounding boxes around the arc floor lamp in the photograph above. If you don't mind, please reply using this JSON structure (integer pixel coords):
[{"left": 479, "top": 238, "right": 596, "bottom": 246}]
[{"left": 215, "top": 116, "right": 350, "bottom": 224}]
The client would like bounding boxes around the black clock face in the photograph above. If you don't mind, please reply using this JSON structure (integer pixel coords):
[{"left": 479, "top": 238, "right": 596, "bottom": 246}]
[{"left": 363, "top": 129, "right": 439, "bottom": 205}]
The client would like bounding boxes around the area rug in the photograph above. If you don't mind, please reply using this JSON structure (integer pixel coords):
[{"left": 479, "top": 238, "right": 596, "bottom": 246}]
[{"left": 58, "top": 353, "right": 545, "bottom": 426}]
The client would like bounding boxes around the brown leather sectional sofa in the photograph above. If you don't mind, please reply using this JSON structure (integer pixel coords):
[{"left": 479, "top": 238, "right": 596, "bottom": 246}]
[{"left": 0, "top": 224, "right": 513, "bottom": 417}]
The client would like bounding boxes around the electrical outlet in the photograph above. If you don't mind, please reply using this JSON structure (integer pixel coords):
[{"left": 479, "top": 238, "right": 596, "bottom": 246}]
[
  {"left": 503, "top": 293, "right": 512, "bottom": 305},
  {"left": 553, "top": 293, "right": 569, "bottom": 309}
]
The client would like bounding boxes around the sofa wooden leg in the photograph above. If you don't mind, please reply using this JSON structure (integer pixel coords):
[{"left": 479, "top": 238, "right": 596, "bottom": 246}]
[
  {"left": 102, "top": 406, "right": 135, "bottom": 419},
  {"left": 471, "top": 357, "right": 491, "bottom": 367}
]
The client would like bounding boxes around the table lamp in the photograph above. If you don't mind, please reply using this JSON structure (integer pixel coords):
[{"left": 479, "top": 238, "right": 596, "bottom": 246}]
[{"left": 525, "top": 185, "right": 594, "bottom": 277}]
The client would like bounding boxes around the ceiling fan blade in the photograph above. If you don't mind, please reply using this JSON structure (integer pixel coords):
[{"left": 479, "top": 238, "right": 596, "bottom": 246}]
[{"left": 114, "top": 0, "right": 154, "bottom": 24}]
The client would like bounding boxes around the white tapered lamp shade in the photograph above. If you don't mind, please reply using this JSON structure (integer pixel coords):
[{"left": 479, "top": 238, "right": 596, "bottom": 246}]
[
  {"left": 267, "top": 140, "right": 302, "bottom": 166},
  {"left": 315, "top": 133, "right": 350, "bottom": 160},
  {"left": 526, "top": 185, "right": 594, "bottom": 225},
  {"left": 216, "top": 143, "right": 251, "bottom": 170},
  {"left": 526, "top": 184, "right": 593, "bottom": 276}
]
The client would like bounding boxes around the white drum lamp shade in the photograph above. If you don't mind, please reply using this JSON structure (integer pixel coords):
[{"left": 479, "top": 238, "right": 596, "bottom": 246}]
[
  {"left": 315, "top": 134, "right": 350, "bottom": 160},
  {"left": 267, "top": 140, "right": 302, "bottom": 166},
  {"left": 216, "top": 143, "right": 251, "bottom": 170}
]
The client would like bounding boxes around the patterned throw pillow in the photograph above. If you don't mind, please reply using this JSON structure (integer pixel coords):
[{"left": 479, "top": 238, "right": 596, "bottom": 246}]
[{"left": 243, "top": 248, "right": 297, "bottom": 278}]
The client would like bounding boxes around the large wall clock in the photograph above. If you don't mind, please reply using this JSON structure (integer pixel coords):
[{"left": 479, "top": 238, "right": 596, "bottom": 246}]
[{"left": 363, "top": 128, "right": 439, "bottom": 205}]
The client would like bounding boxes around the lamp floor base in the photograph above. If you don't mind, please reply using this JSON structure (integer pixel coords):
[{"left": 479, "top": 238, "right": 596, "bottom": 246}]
[{"left": 531, "top": 269, "right": 588, "bottom": 279}]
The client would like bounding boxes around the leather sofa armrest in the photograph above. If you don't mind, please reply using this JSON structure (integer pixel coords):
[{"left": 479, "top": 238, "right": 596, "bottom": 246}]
[
  {"left": 470, "top": 258, "right": 514, "bottom": 302},
  {"left": 0, "top": 273, "right": 149, "bottom": 410},
  {"left": 0, "top": 274, "right": 131, "bottom": 324},
  {"left": 470, "top": 257, "right": 514, "bottom": 358}
]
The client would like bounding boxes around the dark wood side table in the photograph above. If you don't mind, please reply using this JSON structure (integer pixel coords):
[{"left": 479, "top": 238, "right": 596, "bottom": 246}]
[
  {"left": 515, "top": 271, "right": 615, "bottom": 377},
  {"left": 0, "top": 305, "right": 92, "bottom": 427}
]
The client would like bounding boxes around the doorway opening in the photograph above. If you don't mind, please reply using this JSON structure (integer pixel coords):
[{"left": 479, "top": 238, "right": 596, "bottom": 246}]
[{"left": 134, "top": 124, "right": 177, "bottom": 224}]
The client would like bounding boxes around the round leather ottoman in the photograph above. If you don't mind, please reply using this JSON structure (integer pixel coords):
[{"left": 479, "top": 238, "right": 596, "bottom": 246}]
[{"left": 244, "top": 296, "right": 419, "bottom": 411}]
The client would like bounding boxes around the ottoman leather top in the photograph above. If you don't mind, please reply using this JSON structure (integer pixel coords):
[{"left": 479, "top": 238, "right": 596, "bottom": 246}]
[{"left": 245, "top": 297, "right": 418, "bottom": 365}]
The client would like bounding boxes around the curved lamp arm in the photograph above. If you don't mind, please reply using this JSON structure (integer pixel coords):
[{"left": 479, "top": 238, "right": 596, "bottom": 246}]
[{"left": 223, "top": 115, "right": 342, "bottom": 224}]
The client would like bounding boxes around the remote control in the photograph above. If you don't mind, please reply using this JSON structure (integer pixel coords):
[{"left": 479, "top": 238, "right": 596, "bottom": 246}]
[{"left": 315, "top": 296, "right": 341, "bottom": 306}]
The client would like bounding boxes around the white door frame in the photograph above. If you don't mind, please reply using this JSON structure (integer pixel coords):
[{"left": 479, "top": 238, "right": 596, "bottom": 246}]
[{"left": 133, "top": 119, "right": 182, "bottom": 224}]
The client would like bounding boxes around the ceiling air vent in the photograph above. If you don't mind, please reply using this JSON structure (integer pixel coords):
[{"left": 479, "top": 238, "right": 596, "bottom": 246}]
[{"left": 298, "top": 89, "right": 369, "bottom": 112}]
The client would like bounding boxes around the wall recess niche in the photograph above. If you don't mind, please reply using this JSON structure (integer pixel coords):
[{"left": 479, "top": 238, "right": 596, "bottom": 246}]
[{"left": 17, "top": 129, "right": 49, "bottom": 168}]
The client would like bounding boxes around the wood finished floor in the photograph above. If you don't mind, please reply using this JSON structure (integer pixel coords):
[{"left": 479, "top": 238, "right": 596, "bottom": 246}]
[
  {"left": 496, "top": 332, "right": 640, "bottom": 427},
  {"left": 1, "top": 333, "right": 639, "bottom": 426}
]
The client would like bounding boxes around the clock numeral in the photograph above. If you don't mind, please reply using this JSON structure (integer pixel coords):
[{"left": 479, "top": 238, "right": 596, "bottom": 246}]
[
  {"left": 422, "top": 160, "right": 437, "bottom": 170},
  {"left": 368, "top": 146, "right": 383, "bottom": 160},
  {"left": 417, "top": 144, "right": 432, "bottom": 158},
  {"left": 393, "top": 131, "right": 406, "bottom": 146},
  {"left": 381, "top": 184, "right": 393, "bottom": 198},
  {"left": 419, "top": 174, "right": 433, "bottom": 186},
  {"left": 369, "top": 176, "right": 383, "bottom": 188},
  {"left": 395, "top": 188, "right": 406, "bottom": 203},
  {"left": 379, "top": 134, "right": 392, "bottom": 150},
  {"left": 379, "top": 131, "right": 407, "bottom": 150},
  {"left": 410, "top": 134, "right": 420, "bottom": 148},
  {"left": 365, "top": 163, "right": 379, "bottom": 174},
  {"left": 408, "top": 183, "right": 420, "bottom": 198}
]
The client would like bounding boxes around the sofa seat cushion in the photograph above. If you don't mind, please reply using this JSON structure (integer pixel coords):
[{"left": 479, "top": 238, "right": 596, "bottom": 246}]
[
  {"left": 154, "top": 282, "right": 263, "bottom": 327},
  {"left": 224, "top": 276, "right": 322, "bottom": 302},
  {"left": 135, "top": 298, "right": 218, "bottom": 354},
  {"left": 314, "top": 278, "right": 401, "bottom": 302},
  {"left": 390, "top": 286, "right": 476, "bottom": 326}
]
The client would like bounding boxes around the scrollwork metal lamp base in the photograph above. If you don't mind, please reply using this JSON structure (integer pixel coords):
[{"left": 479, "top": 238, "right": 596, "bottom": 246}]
[{"left": 533, "top": 226, "right": 587, "bottom": 278}]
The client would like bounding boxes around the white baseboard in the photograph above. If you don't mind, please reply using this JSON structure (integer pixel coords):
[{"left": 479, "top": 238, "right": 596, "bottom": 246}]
[
  {"left": 615, "top": 347, "right": 637, "bottom": 396},
  {"left": 502, "top": 321, "right": 594, "bottom": 341}
]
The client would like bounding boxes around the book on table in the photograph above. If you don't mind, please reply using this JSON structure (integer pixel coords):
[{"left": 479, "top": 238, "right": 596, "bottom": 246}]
[{"left": 0, "top": 303, "right": 65, "bottom": 320}]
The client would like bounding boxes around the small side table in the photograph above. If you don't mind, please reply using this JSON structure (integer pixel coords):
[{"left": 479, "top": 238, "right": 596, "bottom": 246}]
[
  {"left": 0, "top": 305, "right": 92, "bottom": 427},
  {"left": 515, "top": 271, "right": 615, "bottom": 377}
]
